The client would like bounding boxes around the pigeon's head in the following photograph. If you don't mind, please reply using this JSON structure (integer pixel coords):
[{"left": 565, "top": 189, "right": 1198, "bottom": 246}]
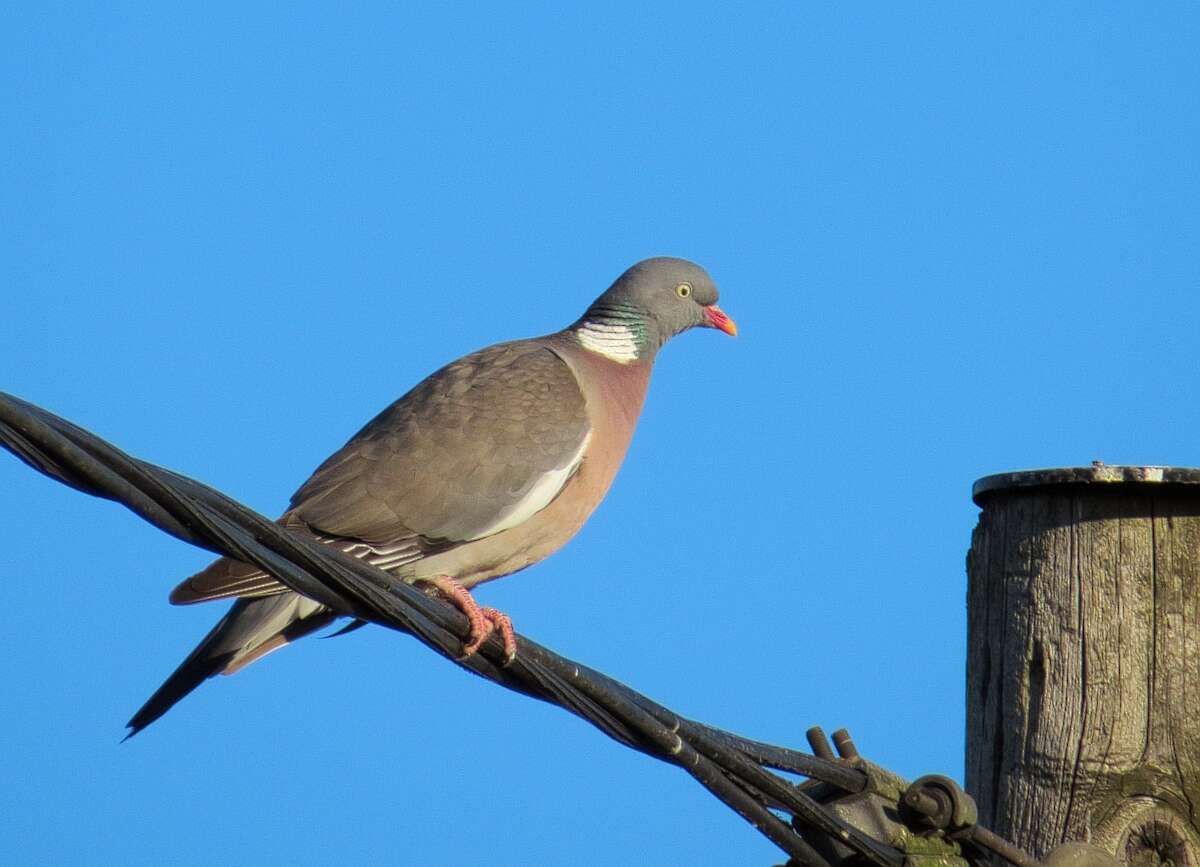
[{"left": 578, "top": 257, "right": 736, "bottom": 361}]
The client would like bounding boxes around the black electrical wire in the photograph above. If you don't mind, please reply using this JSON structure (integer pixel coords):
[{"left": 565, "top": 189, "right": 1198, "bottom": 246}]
[{"left": 1, "top": 391, "right": 900, "bottom": 866}]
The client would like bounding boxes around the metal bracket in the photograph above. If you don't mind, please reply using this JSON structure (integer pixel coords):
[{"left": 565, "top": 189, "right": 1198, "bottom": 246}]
[{"left": 791, "top": 728, "right": 1049, "bottom": 867}]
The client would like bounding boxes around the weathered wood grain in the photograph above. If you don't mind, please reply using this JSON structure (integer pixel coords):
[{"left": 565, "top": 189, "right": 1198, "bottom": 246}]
[{"left": 968, "top": 471, "right": 1200, "bottom": 865}]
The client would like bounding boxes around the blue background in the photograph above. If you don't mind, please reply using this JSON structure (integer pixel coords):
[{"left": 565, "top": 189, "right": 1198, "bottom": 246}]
[{"left": 3, "top": 4, "right": 1198, "bottom": 865}]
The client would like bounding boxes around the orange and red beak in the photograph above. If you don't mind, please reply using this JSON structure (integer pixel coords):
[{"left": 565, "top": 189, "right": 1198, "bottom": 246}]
[{"left": 703, "top": 304, "right": 738, "bottom": 336}]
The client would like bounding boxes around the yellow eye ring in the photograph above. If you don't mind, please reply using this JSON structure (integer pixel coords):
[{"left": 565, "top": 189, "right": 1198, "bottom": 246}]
[{"left": 675, "top": 282, "right": 692, "bottom": 298}]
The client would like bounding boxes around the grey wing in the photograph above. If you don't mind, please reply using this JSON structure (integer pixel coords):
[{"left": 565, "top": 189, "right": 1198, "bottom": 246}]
[
  {"left": 294, "top": 342, "right": 591, "bottom": 541},
  {"left": 171, "top": 342, "right": 591, "bottom": 604}
]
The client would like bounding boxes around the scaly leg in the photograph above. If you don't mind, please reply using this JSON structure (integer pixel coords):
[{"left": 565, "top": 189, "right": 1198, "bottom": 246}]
[
  {"left": 421, "top": 576, "right": 517, "bottom": 664},
  {"left": 480, "top": 606, "right": 516, "bottom": 664}
]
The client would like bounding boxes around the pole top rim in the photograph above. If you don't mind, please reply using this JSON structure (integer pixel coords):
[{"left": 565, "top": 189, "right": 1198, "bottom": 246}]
[{"left": 972, "top": 462, "right": 1200, "bottom": 505}]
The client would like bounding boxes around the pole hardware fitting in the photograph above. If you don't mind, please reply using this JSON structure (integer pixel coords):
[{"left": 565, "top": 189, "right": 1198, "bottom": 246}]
[{"left": 902, "top": 775, "right": 979, "bottom": 834}]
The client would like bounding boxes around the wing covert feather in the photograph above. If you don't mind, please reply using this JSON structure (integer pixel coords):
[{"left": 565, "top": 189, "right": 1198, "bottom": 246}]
[{"left": 289, "top": 342, "right": 591, "bottom": 545}]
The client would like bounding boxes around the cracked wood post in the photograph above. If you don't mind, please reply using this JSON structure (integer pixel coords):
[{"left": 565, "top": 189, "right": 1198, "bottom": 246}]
[{"left": 966, "top": 465, "right": 1200, "bottom": 867}]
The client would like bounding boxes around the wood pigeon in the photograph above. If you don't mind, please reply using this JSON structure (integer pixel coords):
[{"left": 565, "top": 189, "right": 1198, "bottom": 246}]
[{"left": 127, "top": 256, "right": 736, "bottom": 737}]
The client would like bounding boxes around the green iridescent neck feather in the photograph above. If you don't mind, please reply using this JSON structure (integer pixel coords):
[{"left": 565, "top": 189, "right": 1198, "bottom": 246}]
[{"left": 574, "top": 301, "right": 654, "bottom": 363}]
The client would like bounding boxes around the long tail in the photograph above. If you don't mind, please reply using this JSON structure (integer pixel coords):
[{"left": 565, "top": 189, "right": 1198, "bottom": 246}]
[{"left": 125, "top": 592, "right": 336, "bottom": 738}]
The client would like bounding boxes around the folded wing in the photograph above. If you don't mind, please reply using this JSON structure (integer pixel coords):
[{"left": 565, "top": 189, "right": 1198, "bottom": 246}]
[{"left": 170, "top": 342, "right": 591, "bottom": 604}]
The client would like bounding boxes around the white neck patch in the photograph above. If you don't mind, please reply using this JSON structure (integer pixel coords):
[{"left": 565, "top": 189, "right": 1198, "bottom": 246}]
[{"left": 575, "top": 320, "right": 641, "bottom": 364}]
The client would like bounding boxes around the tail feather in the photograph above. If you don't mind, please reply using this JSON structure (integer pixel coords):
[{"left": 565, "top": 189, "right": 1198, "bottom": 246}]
[{"left": 125, "top": 593, "right": 336, "bottom": 738}]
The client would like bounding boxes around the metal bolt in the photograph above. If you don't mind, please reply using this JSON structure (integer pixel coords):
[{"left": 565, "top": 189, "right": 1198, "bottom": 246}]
[
  {"left": 831, "top": 728, "right": 859, "bottom": 759},
  {"left": 806, "top": 726, "right": 836, "bottom": 761}
]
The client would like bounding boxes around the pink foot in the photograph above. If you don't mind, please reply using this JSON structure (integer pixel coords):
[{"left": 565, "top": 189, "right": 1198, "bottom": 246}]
[
  {"left": 480, "top": 606, "right": 517, "bottom": 664},
  {"left": 423, "top": 576, "right": 517, "bottom": 665}
]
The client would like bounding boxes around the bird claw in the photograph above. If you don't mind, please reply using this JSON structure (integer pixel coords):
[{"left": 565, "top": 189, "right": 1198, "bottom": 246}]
[
  {"left": 479, "top": 607, "right": 517, "bottom": 666},
  {"left": 423, "top": 576, "right": 517, "bottom": 665}
]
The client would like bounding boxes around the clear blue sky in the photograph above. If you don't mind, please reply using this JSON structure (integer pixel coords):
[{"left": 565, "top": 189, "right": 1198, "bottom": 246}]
[{"left": 3, "top": 4, "right": 1198, "bottom": 865}]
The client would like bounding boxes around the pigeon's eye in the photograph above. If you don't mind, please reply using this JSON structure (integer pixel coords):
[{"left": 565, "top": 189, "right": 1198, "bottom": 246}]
[{"left": 675, "top": 282, "right": 692, "bottom": 298}]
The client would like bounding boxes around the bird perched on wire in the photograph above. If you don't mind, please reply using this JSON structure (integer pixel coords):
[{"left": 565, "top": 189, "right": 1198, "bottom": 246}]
[{"left": 127, "top": 256, "right": 736, "bottom": 737}]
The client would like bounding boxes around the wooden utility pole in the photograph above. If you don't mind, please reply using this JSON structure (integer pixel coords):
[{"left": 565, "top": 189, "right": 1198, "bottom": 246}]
[{"left": 967, "top": 465, "right": 1200, "bottom": 867}]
